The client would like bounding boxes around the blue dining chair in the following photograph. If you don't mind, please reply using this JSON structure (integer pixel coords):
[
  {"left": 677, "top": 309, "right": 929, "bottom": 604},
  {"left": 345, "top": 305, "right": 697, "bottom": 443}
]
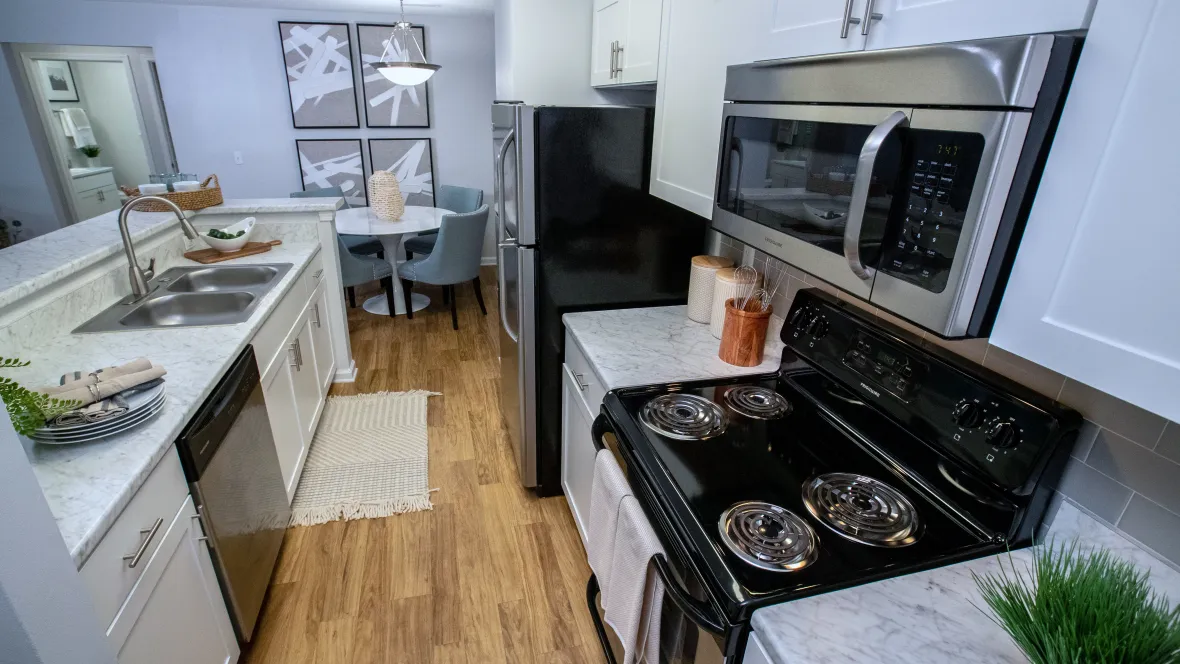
[
  {"left": 397, "top": 204, "right": 490, "bottom": 329},
  {"left": 403, "top": 185, "right": 485, "bottom": 260},
  {"left": 334, "top": 234, "right": 397, "bottom": 319},
  {"left": 291, "top": 187, "right": 384, "bottom": 307}
]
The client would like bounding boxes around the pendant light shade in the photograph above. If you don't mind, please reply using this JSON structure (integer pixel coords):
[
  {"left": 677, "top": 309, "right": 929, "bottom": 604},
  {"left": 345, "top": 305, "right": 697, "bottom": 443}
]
[{"left": 374, "top": 2, "right": 439, "bottom": 86}]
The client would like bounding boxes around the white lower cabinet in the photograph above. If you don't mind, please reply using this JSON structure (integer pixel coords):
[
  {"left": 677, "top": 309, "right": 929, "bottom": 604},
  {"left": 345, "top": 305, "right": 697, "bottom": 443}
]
[
  {"left": 263, "top": 350, "right": 307, "bottom": 502},
  {"left": 561, "top": 364, "right": 598, "bottom": 547},
  {"left": 308, "top": 287, "right": 336, "bottom": 392},
  {"left": 290, "top": 318, "right": 322, "bottom": 441},
  {"left": 742, "top": 632, "right": 774, "bottom": 664},
  {"left": 114, "top": 495, "right": 238, "bottom": 664}
]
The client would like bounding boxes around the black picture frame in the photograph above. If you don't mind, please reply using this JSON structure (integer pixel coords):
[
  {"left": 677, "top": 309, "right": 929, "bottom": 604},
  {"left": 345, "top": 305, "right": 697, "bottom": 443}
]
[
  {"left": 357, "top": 23, "right": 432, "bottom": 129},
  {"left": 295, "top": 138, "right": 368, "bottom": 206},
  {"left": 278, "top": 21, "right": 361, "bottom": 129},
  {"left": 39, "top": 60, "right": 79, "bottom": 102},
  {"left": 367, "top": 137, "right": 436, "bottom": 207}
]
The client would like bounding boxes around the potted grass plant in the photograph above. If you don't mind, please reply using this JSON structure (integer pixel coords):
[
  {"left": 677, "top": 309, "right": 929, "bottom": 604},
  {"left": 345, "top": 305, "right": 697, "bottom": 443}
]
[{"left": 974, "top": 540, "right": 1180, "bottom": 663}]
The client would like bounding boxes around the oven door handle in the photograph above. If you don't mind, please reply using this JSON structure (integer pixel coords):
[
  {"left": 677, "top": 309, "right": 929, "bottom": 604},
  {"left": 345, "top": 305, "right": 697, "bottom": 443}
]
[
  {"left": 652, "top": 553, "right": 727, "bottom": 635},
  {"left": 843, "top": 110, "right": 908, "bottom": 281}
]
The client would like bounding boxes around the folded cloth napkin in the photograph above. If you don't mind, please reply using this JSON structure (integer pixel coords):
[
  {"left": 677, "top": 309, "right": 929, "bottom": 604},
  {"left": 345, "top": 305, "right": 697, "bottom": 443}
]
[
  {"left": 588, "top": 448, "right": 631, "bottom": 597},
  {"left": 51, "top": 394, "right": 130, "bottom": 427},
  {"left": 38, "top": 360, "right": 166, "bottom": 408},
  {"left": 603, "top": 495, "right": 666, "bottom": 664},
  {"left": 39, "top": 358, "right": 154, "bottom": 396}
]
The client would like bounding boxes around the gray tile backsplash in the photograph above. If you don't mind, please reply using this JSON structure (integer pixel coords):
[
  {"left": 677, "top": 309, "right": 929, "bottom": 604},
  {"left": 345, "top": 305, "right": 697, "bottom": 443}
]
[{"left": 706, "top": 234, "right": 1180, "bottom": 571}]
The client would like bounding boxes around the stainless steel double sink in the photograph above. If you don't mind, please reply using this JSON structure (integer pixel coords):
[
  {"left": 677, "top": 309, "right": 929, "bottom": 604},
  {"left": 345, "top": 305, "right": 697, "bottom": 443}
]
[{"left": 73, "top": 264, "right": 293, "bottom": 333}]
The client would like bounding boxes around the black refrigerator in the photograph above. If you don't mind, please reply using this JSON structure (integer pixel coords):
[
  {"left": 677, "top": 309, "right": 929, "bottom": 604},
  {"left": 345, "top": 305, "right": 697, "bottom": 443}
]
[{"left": 493, "top": 103, "right": 707, "bottom": 496}]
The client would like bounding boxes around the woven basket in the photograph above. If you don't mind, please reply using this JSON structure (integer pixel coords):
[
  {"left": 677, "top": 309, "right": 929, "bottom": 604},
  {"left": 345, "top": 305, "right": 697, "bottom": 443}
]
[{"left": 120, "top": 174, "right": 224, "bottom": 211}]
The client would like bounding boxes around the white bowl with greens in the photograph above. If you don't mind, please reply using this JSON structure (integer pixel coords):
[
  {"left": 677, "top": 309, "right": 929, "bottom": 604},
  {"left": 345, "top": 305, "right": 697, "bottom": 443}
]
[{"left": 203, "top": 217, "right": 255, "bottom": 253}]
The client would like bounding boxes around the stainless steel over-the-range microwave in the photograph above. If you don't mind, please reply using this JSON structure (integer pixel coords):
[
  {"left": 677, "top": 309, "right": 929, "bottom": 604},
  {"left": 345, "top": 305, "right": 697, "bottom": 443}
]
[{"left": 712, "top": 33, "right": 1083, "bottom": 338}]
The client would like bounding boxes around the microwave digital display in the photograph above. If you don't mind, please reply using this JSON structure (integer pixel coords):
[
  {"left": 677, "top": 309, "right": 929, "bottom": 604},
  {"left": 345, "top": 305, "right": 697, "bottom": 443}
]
[{"left": 880, "top": 129, "right": 986, "bottom": 293}]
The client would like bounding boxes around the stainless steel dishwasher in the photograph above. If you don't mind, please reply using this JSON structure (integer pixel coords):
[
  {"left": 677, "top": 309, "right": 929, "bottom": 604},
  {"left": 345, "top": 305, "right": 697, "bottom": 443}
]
[{"left": 176, "top": 345, "right": 290, "bottom": 643}]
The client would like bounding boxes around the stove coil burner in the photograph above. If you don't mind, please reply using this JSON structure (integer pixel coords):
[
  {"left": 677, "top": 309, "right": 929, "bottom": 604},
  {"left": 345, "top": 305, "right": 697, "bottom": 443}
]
[
  {"left": 640, "top": 393, "right": 727, "bottom": 441},
  {"left": 718, "top": 501, "right": 818, "bottom": 572},
  {"left": 723, "top": 385, "right": 792, "bottom": 420},
  {"left": 802, "top": 473, "right": 921, "bottom": 548}
]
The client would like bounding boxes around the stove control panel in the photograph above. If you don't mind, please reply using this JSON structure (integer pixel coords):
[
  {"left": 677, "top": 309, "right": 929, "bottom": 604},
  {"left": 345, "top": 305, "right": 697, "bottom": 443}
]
[{"left": 783, "top": 289, "right": 1080, "bottom": 494}]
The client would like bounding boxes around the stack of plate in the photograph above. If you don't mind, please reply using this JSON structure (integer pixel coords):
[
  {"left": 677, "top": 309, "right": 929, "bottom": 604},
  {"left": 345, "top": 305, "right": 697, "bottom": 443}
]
[{"left": 30, "top": 383, "right": 168, "bottom": 444}]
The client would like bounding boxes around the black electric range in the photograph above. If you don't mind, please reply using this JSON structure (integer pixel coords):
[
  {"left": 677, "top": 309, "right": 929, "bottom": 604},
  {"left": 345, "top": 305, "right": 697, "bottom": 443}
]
[{"left": 589, "top": 289, "right": 1081, "bottom": 663}]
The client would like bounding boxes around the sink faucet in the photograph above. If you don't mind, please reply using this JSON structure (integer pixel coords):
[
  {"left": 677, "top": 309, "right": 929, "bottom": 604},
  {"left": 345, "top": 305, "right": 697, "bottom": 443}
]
[{"left": 119, "top": 196, "right": 200, "bottom": 301}]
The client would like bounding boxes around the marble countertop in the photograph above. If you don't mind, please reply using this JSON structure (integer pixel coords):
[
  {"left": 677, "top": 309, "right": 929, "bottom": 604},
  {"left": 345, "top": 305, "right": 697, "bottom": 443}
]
[
  {"left": 14, "top": 243, "right": 320, "bottom": 568},
  {"left": 562, "top": 305, "right": 784, "bottom": 390},
  {"left": 0, "top": 198, "right": 340, "bottom": 312},
  {"left": 69, "top": 166, "right": 114, "bottom": 178},
  {"left": 751, "top": 501, "right": 1180, "bottom": 664}
]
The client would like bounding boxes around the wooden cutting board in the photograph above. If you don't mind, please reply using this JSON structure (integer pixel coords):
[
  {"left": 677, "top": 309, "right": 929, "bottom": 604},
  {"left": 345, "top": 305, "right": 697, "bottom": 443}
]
[{"left": 183, "top": 240, "right": 282, "bottom": 264}]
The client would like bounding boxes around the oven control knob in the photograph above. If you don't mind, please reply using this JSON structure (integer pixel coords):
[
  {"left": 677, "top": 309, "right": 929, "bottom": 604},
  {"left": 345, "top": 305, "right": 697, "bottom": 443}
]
[
  {"left": 788, "top": 305, "right": 811, "bottom": 328},
  {"left": 807, "top": 315, "right": 829, "bottom": 339},
  {"left": 951, "top": 400, "right": 982, "bottom": 428},
  {"left": 985, "top": 419, "right": 1019, "bottom": 449}
]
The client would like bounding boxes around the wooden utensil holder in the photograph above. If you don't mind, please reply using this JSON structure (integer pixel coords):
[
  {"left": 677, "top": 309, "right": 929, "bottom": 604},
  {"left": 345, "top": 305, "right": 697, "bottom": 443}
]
[{"left": 718, "top": 298, "right": 772, "bottom": 367}]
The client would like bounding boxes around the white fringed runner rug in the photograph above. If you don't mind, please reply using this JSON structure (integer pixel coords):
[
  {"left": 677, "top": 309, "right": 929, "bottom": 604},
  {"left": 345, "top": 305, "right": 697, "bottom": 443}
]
[{"left": 289, "top": 390, "right": 439, "bottom": 527}]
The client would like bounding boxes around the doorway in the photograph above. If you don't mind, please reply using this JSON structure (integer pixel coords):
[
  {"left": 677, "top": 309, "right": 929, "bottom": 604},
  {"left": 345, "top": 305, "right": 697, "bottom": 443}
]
[{"left": 5, "top": 43, "right": 179, "bottom": 226}]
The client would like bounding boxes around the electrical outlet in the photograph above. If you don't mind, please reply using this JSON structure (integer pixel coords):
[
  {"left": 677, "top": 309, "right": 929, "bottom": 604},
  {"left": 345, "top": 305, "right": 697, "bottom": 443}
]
[{"left": 233, "top": 151, "right": 244, "bottom": 165}]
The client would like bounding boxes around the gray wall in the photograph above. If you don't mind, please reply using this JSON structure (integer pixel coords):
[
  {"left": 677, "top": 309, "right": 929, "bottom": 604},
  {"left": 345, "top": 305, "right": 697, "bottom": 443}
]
[{"left": 711, "top": 230, "right": 1180, "bottom": 571}]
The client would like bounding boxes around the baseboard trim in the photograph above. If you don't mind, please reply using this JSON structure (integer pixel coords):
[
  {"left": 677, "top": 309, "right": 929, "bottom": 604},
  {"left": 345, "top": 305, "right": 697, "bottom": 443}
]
[{"left": 333, "top": 360, "right": 358, "bottom": 383}]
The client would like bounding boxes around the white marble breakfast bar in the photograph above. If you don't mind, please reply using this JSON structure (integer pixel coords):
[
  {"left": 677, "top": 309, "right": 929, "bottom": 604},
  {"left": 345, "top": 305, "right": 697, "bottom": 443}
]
[
  {"left": 0, "top": 198, "right": 352, "bottom": 568},
  {"left": 560, "top": 305, "right": 1180, "bottom": 664}
]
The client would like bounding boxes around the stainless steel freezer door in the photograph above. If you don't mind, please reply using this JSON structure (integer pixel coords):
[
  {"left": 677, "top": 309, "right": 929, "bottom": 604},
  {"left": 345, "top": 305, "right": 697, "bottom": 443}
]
[{"left": 498, "top": 241, "right": 538, "bottom": 487}]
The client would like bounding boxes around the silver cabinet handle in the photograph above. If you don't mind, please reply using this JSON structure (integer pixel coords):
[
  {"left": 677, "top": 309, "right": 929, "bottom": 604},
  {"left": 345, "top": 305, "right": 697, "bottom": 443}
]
[
  {"left": 610, "top": 41, "right": 617, "bottom": 78},
  {"left": 288, "top": 341, "right": 300, "bottom": 370},
  {"left": 122, "top": 517, "right": 164, "bottom": 568},
  {"left": 615, "top": 43, "right": 624, "bottom": 77},
  {"left": 574, "top": 373, "right": 589, "bottom": 391},
  {"left": 844, "top": 110, "right": 908, "bottom": 281},
  {"left": 191, "top": 508, "right": 210, "bottom": 543},
  {"left": 295, "top": 339, "right": 303, "bottom": 368},
  {"left": 860, "top": 0, "right": 883, "bottom": 35},
  {"left": 840, "top": 0, "right": 861, "bottom": 37},
  {"left": 312, "top": 303, "right": 322, "bottom": 328}
]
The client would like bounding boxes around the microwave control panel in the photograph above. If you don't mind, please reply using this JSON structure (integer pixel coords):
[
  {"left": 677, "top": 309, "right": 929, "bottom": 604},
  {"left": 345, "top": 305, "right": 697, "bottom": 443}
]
[{"left": 881, "top": 130, "right": 985, "bottom": 293}]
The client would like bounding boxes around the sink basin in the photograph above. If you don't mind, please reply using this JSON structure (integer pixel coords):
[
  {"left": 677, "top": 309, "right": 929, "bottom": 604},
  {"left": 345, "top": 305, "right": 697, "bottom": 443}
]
[
  {"left": 118, "top": 292, "right": 256, "bottom": 328},
  {"left": 165, "top": 266, "right": 280, "bottom": 293},
  {"left": 72, "top": 263, "right": 293, "bottom": 333}
]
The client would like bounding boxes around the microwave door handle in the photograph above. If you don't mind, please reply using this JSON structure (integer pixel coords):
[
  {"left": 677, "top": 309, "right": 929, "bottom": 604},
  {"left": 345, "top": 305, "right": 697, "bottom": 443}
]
[
  {"left": 495, "top": 128, "right": 516, "bottom": 243},
  {"left": 730, "top": 138, "right": 744, "bottom": 212},
  {"left": 844, "top": 110, "right": 909, "bottom": 281}
]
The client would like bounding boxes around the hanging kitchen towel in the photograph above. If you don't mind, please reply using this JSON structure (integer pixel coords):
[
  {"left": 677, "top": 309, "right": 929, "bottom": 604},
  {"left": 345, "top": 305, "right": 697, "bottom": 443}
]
[
  {"left": 588, "top": 448, "right": 631, "bottom": 596},
  {"left": 59, "top": 108, "right": 97, "bottom": 148},
  {"left": 603, "top": 494, "right": 666, "bottom": 664}
]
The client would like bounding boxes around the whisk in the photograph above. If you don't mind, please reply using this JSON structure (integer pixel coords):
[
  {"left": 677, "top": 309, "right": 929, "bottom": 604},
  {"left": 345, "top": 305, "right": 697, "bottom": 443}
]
[
  {"left": 733, "top": 265, "right": 759, "bottom": 310},
  {"left": 761, "top": 262, "right": 789, "bottom": 312}
]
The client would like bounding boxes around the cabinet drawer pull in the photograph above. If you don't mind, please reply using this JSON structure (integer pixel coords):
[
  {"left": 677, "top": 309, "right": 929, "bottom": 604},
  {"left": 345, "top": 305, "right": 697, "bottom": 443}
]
[
  {"left": 860, "top": 0, "right": 883, "bottom": 35},
  {"left": 312, "top": 303, "right": 322, "bottom": 328},
  {"left": 574, "top": 373, "right": 589, "bottom": 391},
  {"left": 615, "top": 43, "right": 624, "bottom": 76},
  {"left": 192, "top": 507, "right": 210, "bottom": 543},
  {"left": 288, "top": 342, "right": 300, "bottom": 370},
  {"left": 122, "top": 518, "right": 164, "bottom": 568}
]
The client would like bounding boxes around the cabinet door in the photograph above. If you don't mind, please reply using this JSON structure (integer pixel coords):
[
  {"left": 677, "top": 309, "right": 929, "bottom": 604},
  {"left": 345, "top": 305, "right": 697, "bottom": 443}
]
[
  {"left": 990, "top": 0, "right": 1179, "bottom": 423},
  {"left": 262, "top": 350, "right": 306, "bottom": 502},
  {"left": 290, "top": 319, "right": 323, "bottom": 441},
  {"left": 758, "top": 0, "right": 867, "bottom": 61},
  {"left": 650, "top": 0, "right": 766, "bottom": 217},
  {"left": 592, "top": 0, "right": 627, "bottom": 86},
  {"left": 742, "top": 632, "right": 774, "bottom": 664},
  {"left": 114, "top": 497, "right": 238, "bottom": 664},
  {"left": 618, "top": 0, "right": 663, "bottom": 84},
  {"left": 560, "top": 364, "right": 596, "bottom": 548},
  {"left": 308, "top": 288, "right": 336, "bottom": 392},
  {"left": 863, "top": 0, "right": 1091, "bottom": 51},
  {"left": 74, "top": 189, "right": 114, "bottom": 222}
]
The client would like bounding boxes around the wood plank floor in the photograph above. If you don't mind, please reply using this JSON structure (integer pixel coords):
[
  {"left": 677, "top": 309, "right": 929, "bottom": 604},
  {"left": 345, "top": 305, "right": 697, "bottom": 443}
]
[{"left": 244, "top": 269, "right": 601, "bottom": 664}]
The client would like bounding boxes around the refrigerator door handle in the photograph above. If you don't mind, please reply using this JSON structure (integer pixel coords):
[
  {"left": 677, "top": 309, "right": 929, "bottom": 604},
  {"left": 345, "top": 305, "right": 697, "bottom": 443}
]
[
  {"left": 497, "top": 241, "right": 520, "bottom": 343},
  {"left": 496, "top": 128, "right": 517, "bottom": 243}
]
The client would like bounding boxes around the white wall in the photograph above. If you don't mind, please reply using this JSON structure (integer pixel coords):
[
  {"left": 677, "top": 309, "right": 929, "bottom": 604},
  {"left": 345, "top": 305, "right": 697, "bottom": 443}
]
[
  {"left": 0, "top": 0, "right": 497, "bottom": 256},
  {"left": 494, "top": 0, "right": 655, "bottom": 106},
  {"left": 71, "top": 61, "right": 152, "bottom": 189}
]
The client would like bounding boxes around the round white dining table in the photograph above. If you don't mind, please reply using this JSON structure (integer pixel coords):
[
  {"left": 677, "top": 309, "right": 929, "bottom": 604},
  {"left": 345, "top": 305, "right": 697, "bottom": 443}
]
[{"left": 335, "top": 205, "right": 454, "bottom": 316}]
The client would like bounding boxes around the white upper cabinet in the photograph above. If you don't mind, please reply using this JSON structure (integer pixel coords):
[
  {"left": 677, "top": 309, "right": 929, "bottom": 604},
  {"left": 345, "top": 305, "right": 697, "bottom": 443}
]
[
  {"left": 591, "top": 0, "right": 665, "bottom": 86},
  {"left": 863, "top": 0, "right": 1094, "bottom": 51},
  {"left": 651, "top": 0, "right": 767, "bottom": 217},
  {"left": 990, "top": 0, "right": 1180, "bottom": 423},
  {"left": 757, "top": 0, "right": 868, "bottom": 61}
]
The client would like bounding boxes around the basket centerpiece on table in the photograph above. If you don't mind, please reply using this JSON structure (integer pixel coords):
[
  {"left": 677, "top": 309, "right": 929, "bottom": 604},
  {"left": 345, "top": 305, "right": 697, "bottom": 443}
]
[{"left": 119, "top": 174, "right": 224, "bottom": 211}]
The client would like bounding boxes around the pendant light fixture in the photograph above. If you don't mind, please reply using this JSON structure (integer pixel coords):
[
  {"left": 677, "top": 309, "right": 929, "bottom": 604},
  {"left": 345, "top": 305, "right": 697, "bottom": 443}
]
[{"left": 371, "top": 0, "right": 440, "bottom": 86}]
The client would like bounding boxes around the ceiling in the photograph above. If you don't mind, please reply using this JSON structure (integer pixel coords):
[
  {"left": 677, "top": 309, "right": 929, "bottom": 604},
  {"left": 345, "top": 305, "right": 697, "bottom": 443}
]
[{"left": 97, "top": 0, "right": 493, "bottom": 14}]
